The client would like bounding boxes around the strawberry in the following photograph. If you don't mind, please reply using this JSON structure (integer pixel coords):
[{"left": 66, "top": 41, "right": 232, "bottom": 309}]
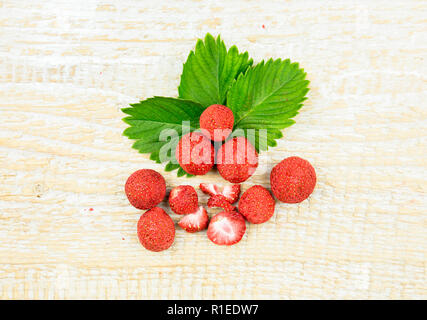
[
  {"left": 238, "top": 185, "right": 275, "bottom": 224},
  {"left": 125, "top": 169, "right": 166, "bottom": 210},
  {"left": 207, "top": 210, "right": 246, "bottom": 245},
  {"left": 175, "top": 132, "right": 215, "bottom": 175},
  {"left": 178, "top": 206, "right": 209, "bottom": 233},
  {"left": 199, "top": 183, "right": 221, "bottom": 196},
  {"left": 221, "top": 184, "right": 241, "bottom": 204},
  {"left": 199, "top": 104, "right": 234, "bottom": 141},
  {"left": 216, "top": 137, "right": 258, "bottom": 183},
  {"left": 270, "top": 156, "right": 316, "bottom": 203},
  {"left": 207, "top": 194, "right": 236, "bottom": 212},
  {"left": 169, "top": 185, "right": 198, "bottom": 215},
  {"left": 199, "top": 183, "right": 240, "bottom": 204},
  {"left": 137, "top": 207, "right": 175, "bottom": 252}
]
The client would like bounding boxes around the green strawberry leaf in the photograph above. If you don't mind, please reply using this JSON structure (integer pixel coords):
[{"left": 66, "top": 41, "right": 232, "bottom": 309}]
[
  {"left": 227, "top": 58, "right": 309, "bottom": 151},
  {"left": 178, "top": 33, "right": 253, "bottom": 108},
  {"left": 122, "top": 36, "right": 310, "bottom": 178},
  {"left": 122, "top": 97, "right": 205, "bottom": 177}
]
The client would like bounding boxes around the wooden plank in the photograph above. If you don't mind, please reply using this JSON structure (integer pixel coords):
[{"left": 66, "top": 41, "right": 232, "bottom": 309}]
[{"left": 0, "top": 0, "right": 426, "bottom": 299}]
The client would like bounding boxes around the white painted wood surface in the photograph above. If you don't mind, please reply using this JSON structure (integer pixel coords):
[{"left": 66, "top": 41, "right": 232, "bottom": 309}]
[{"left": 0, "top": 0, "right": 426, "bottom": 299}]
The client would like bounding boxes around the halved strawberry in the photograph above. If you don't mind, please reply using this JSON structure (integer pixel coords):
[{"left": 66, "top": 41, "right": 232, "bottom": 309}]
[
  {"left": 207, "top": 210, "right": 246, "bottom": 245},
  {"left": 221, "top": 184, "right": 240, "bottom": 203},
  {"left": 207, "top": 194, "right": 236, "bottom": 212},
  {"left": 178, "top": 206, "right": 209, "bottom": 233},
  {"left": 199, "top": 183, "right": 240, "bottom": 203},
  {"left": 199, "top": 183, "right": 221, "bottom": 196}
]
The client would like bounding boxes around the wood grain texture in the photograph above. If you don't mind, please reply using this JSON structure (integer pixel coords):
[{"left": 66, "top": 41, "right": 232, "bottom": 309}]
[{"left": 0, "top": 0, "right": 426, "bottom": 299}]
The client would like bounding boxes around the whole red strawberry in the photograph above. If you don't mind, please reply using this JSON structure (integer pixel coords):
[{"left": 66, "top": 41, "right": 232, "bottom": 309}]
[
  {"left": 125, "top": 169, "right": 166, "bottom": 210},
  {"left": 216, "top": 137, "right": 258, "bottom": 183},
  {"left": 168, "top": 185, "right": 198, "bottom": 215},
  {"left": 137, "top": 207, "right": 175, "bottom": 252},
  {"left": 238, "top": 185, "right": 275, "bottom": 224},
  {"left": 175, "top": 132, "right": 215, "bottom": 175},
  {"left": 199, "top": 104, "right": 234, "bottom": 141},
  {"left": 270, "top": 156, "right": 316, "bottom": 203},
  {"left": 178, "top": 206, "right": 209, "bottom": 233},
  {"left": 207, "top": 210, "right": 246, "bottom": 246}
]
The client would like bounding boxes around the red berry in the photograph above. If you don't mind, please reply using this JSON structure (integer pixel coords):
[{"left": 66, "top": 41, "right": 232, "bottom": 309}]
[
  {"left": 175, "top": 132, "right": 215, "bottom": 175},
  {"left": 125, "top": 169, "right": 166, "bottom": 210},
  {"left": 221, "top": 184, "right": 241, "bottom": 204},
  {"left": 199, "top": 183, "right": 240, "bottom": 204},
  {"left": 217, "top": 137, "right": 258, "bottom": 183},
  {"left": 137, "top": 207, "right": 175, "bottom": 252},
  {"left": 178, "top": 206, "right": 209, "bottom": 233},
  {"left": 207, "top": 194, "right": 236, "bottom": 212},
  {"left": 238, "top": 185, "right": 275, "bottom": 224},
  {"left": 199, "top": 183, "right": 221, "bottom": 196},
  {"left": 168, "top": 185, "right": 198, "bottom": 215},
  {"left": 207, "top": 210, "right": 246, "bottom": 246},
  {"left": 270, "top": 156, "right": 316, "bottom": 203},
  {"left": 199, "top": 104, "right": 234, "bottom": 141}
]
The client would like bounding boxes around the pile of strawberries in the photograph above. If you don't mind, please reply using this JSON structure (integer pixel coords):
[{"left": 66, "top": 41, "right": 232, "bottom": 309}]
[{"left": 124, "top": 105, "right": 316, "bottom": 252}]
